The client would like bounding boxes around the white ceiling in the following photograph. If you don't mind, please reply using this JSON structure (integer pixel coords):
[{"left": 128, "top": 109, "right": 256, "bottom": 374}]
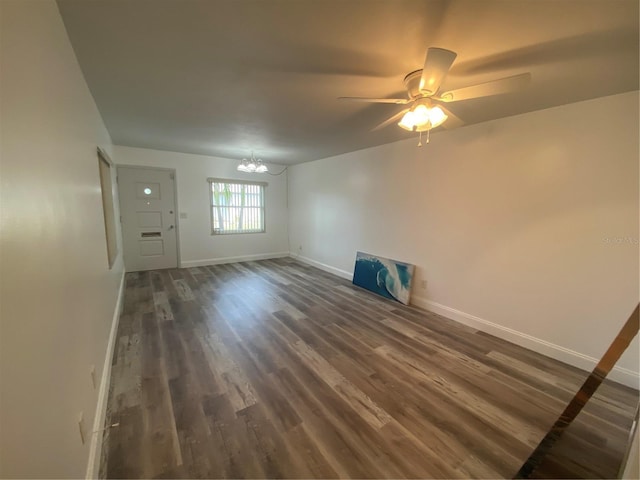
[{"left": 57, "top": 0, "right": 639, "bottom": 165}]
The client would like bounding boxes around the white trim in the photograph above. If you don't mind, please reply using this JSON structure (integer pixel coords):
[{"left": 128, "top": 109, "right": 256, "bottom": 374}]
[
  {"left": 172, "top": 169, "right": 182, "bottom": 270},
  {"left": 410, "top": 295, "right": 639, "bottom": 389},
  {"left": 292, "top": 254, "right": 352, "bottom": 280},
  {"left": 207, "top": 177, "right": 268, "bottom": 187},
  {"left": 85, "top": 270, "right": 126, "bottom": 479},
  {"left": 115, "top": 163, "right": 176, "bottom": 172},
  {"left": 180, "top": 252, "right": 289, "bottom": 268},
  {"left": 621, "top": 415, "right": 639, "bottom": 478},
  {"left": 96, "top": 147, "right": 114, "bottom": 167}
]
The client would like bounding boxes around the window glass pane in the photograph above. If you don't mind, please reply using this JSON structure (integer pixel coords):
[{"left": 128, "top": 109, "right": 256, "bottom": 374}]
[{"left": 209, "top": 180, "right": 265, "bottom": 234}]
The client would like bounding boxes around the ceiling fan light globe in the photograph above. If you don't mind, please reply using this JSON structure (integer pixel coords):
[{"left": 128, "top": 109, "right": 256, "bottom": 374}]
[
  {"left": 412, "top": 104, "right": 430, "bottom": 124},
  {"left": 246, "top": 162, "right": 257, "bottom": 172},
  {"left": 398, "top": 122, "right": 415, "bottom": 132},
  {"left": 256, "top": 164, "right": 268, "bottom": 173},
  {"left": 398, "top": 111, "right": 416, "bottom": 131},
  {"left": 428, "top": 106, "right": 448, "bottom": 128},
  {"left": 237, "top": 163, "right": 249, "bottom": 172}
]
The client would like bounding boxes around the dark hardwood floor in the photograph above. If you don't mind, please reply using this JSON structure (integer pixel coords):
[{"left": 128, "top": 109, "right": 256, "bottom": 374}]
[{"left": 100, "top": 258, "right": 638, "bottom": 479}]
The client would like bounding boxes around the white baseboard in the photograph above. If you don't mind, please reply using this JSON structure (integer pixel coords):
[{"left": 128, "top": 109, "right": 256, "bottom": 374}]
[
  {"left": 85, "top": 270, "right": 126, "bottom": 479},
  {"left": 180, "top": 252, "right": 290, "bottom": 268},
  {"left": 411, "top": 295, "right": 639, "bottom": 390},
  {"left": 292, "top": 253, "right": 353, "bottom": 280},
  {"left": 287, "top": 253, "right": 638, "bottom": 389}
]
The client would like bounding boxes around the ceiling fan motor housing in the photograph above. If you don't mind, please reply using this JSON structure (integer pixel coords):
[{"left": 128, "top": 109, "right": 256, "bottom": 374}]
[{"left": 404, "top": 70, "right": 427, "bottom": 99}]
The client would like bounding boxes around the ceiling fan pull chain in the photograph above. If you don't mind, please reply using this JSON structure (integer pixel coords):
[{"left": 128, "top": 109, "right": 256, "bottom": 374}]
[
  {"left": 418, "top": 131, "right": 423, "bottom": 147},
  {"left": 426, "top": 128, "right": 431, "bottom": 144}
]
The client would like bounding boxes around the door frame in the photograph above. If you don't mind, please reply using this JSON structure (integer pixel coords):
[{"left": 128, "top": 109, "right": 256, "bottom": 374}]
[{"left": 116, "top": 164, "right": 181, "bottom": 269}]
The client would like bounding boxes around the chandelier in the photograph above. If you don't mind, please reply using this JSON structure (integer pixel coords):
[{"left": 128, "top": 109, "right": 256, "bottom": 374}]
[{"left": 237, "top": 151, "right": 268, "bottom": 173}]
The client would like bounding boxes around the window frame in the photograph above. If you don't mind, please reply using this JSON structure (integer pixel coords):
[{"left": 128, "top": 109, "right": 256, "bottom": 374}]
[{"left": 207, "top": 177, "right": 267, "bottom": 235}]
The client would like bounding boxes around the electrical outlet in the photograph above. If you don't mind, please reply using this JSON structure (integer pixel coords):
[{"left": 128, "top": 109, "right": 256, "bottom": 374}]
[
  {"left": 78, "top": 412, "right": 86, "bottom": 445},
  {"left": 420, "top": 280, "right": 427, "bottom": 290},
  {"left": 90, "top": 365, "right": 97, "bottom": 390}
]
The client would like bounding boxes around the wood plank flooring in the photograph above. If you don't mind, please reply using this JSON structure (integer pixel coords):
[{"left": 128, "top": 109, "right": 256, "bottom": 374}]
[{"left": 100, "top": 258, "right": 639, "bottom": 479}]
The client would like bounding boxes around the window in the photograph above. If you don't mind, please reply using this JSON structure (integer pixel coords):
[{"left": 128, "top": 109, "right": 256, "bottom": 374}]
[
  {"left": 98, "top": 149, "right": 118, "bottom": 268},
  {"left": 208, "top": 178, "right": 266, "bottom": 234}
]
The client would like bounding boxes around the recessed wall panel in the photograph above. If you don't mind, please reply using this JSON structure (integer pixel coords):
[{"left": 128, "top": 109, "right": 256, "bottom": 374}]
[
  {"left": 139, "top": 240, "right": 164, "bottom": 256},
  {"left": 136, "top": 211, "right": 162, "bottom": 228}
]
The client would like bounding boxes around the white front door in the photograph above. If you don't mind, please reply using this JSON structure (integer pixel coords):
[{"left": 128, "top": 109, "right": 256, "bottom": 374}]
[{"left": 117, "top": 166, "right": 178, "bottom": 271}]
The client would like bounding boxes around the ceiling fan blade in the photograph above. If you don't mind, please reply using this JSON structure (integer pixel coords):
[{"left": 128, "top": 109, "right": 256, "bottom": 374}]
[
  {"left": 338, "top": 96, "right": 410, "bottom": 104},
  {"left": 419, "top": 47, "right": 457, "bottom": 95},
  {"left": 437, "top": 72, "right": 531, "bottom": 102},
  {"left": 371, "top": 108, "right": 409, "bottom": 131},
  {"left": 439, "top": 106, "right": 465, "bottom": 130}
]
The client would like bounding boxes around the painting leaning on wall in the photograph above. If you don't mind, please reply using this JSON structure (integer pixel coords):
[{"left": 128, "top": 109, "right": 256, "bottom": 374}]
[{"left": 352, "top": 251, "right": 415, "bottom": 305}]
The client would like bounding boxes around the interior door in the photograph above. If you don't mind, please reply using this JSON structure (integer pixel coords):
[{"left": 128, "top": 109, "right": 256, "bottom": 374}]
[{"left": 117, "top": 166, "right": 178, "bottom": 271}]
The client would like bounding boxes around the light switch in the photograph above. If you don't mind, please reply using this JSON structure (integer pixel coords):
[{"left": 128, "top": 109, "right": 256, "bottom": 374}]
[{"left": 179, "top": 212, "right": 188, "bottom": 219}]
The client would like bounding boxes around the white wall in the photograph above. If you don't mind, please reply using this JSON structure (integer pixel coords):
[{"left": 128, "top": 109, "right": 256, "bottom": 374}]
[
  {"left": 113, "top": 146, "right": 289, "bottom": 267},
  {"left": 0, "top": 1, "right": 125, "bottom": 477},
  {"left": 288, "top": 91, "right": 640, "bottom": 387}
]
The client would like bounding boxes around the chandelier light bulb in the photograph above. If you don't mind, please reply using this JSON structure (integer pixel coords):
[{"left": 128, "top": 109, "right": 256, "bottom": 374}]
[{"left": 237, "top": 159, "right": 250, "bottom": 172}]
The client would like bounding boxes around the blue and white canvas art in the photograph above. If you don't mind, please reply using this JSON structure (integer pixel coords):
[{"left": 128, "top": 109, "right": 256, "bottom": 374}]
[{"left": 352, "top": 251, "right": 415, "bottom": 305}]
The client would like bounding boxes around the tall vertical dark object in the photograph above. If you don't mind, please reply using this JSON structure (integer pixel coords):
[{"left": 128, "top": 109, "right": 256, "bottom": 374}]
[{"left": 515, "top": 303, "right": 639, "bottom": 479}]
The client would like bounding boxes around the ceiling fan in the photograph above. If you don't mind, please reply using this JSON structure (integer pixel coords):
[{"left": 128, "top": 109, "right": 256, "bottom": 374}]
[{"left": 339, "top": 47, "right": 531, "bottom": 143}]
